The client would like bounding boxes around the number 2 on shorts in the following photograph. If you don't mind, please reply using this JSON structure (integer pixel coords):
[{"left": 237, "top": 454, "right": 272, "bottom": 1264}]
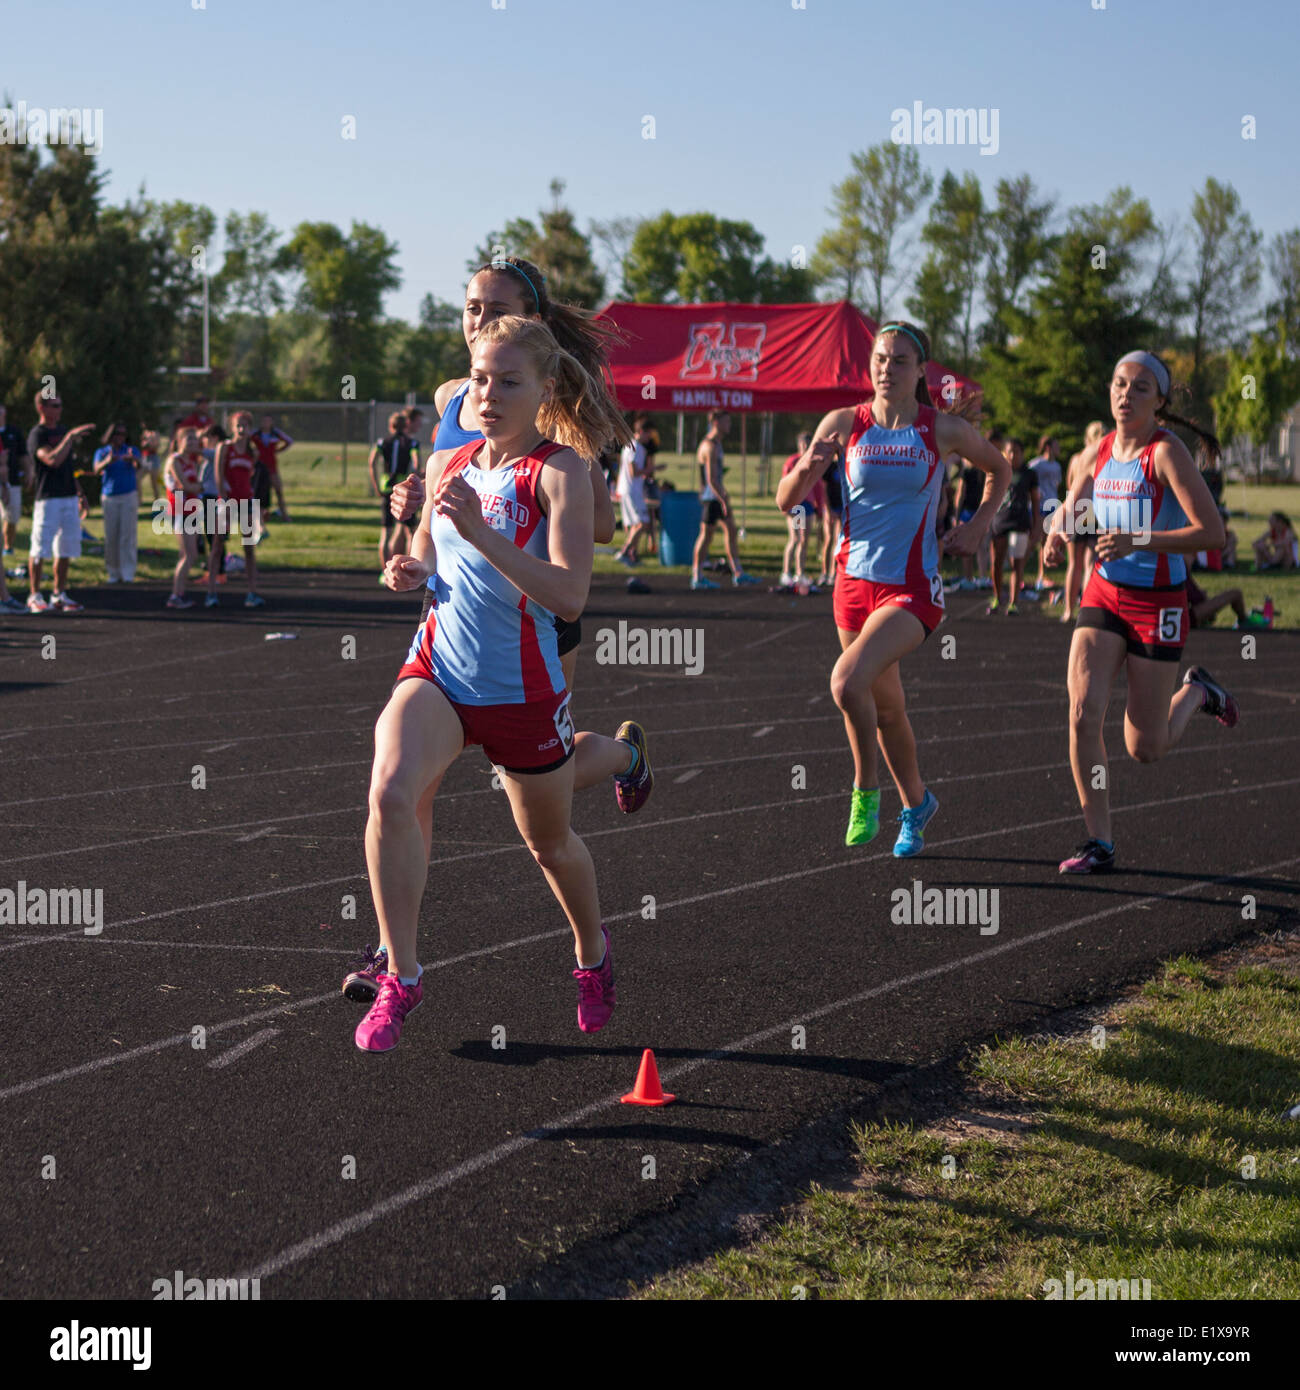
[{"left": 929, "top": 572, "right": 946, "bottom": 608}]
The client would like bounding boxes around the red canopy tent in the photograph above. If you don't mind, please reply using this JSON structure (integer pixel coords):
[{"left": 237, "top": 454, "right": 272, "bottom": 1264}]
[
  {"left": 598, "top": 299, "right": 979, "bottom": 532},
  {"left": 599, "top": 299, "right": 979, "bottom": 415}
]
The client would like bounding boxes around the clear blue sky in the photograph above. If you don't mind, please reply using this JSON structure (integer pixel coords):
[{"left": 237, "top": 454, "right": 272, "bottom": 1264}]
[{"left": 9, "top": 0, "right": 1298, "bottom": 321}]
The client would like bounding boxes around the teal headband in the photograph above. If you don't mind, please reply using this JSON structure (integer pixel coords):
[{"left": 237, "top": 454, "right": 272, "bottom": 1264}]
[
  {"left": 490, "top": 258, "right": 543, "bottom": 310},
  {"left": 878, "top": 323, "right": 927, "bottom": 361}
]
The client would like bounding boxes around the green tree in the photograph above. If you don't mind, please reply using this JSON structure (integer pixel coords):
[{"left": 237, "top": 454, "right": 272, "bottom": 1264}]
[
  {"left": 624, "top": 211, "right": 812, "bottom": 303},
  {"left": 471, "top": 179, "right": 605, "bottom": 308},
  {"left": 979, "top": 228, "right": 1156, "bottom": 450},
  {"left": 214, "top": 210, "right": 285, "bottom": 393},
  {"left": 589, "top": 215, "right": 644, "bottom": 300},
  {"left": 1264, "top": 228, "right": 1300, "bottom": 355},
  {"left": 135, "top": 198, "right": 220, "bottom": 371},
  {"left": 811, "top": 143, "right": 933, "bottom": 319},
  {"left": 1213, "top": 328, "right": 1300, "bottom": 479},
  {"left": 982, "top": 175, "right": 1056, "bottom": 350},
  {"left": 908, "top": 172, "right": 985, "bottom": 371},
  {"left": 0, "top": 142, "right": 181, "bottom": 438},
  {"left": 385, "top": 295, "right": 466, "bottom": 399},
  {"left": 1067, "top": 186, "right": 1183, "bottom": 336},
  {"left": 1185, "top": 177, "right": 1262, "bottom": 409},
  {"left": 283, "top": 221, "right": 401, "bottom": 397}
]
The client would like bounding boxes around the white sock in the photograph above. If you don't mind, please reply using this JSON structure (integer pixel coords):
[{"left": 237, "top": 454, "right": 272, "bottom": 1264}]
[{"left": 398, "top": 964, "right": 423, "bottom": 986}]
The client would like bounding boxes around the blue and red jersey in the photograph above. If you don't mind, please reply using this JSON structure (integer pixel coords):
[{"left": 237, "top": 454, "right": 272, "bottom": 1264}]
[
  {"left": 836, "top": 403, "right": 944, "bottom": 586},
  {"left": 403, "top": 438, "right": 567, "bottom": 705},
  {"left": 1093, "top": 429, "right": 1188, "bottom": 588}
]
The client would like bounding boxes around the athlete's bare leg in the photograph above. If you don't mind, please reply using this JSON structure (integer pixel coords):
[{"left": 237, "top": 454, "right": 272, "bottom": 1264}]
[
  {"left": 1066, "top": 626, "right": 1126, "bottom": 842},
  {"left": 832, "top": 606, "right": 927, "bottom": 791},
  {"left": 500, "top": 755, "right": 603, "bottom": 966},
  {"left": 1122, "top": 653, "right": 1204, "bottom": 763},
  {"left": 870, "top": 657, "right": 926, "bottom": 807},
  {"left": 365, "top": 678, "right": 464, "bottom": 980}
]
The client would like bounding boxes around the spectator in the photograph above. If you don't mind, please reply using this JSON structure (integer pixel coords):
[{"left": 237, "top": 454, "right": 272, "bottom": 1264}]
[
  {"left": 251, "top": 413, "right": 294, "bottom": 521},
  {"left": 780, "top": 431, "right": 826, "bottom": 588},
  {"left": 178, "top": 395, "right": 214, "bottom": 434},
  {"left": 197, "top": 424, "right": 226, "bottom": 563},
  {"left": 207, "top": 411, "right": 265, "bottom": 609},
  {"left": 91, "top": 422, "right": 142, "bottom": 583},
  {"left": 368, "top": 410, "right": 415, "bottom": 572},
  {"left": 407, "top": 407, "right": 427, "bottom": 472},
  {"left": 641, "top": 419, "right": 661, "bottom": 554},
  {"left": 1251, "top": 511, "right": 1296, "bottom": 571},
  {"left": 27, "top": 391, "right": 95, "bottom": 613},
  {"left": 0, "top": 403, "right": 32, "bottom": 558},
  {"left": 691, "top": 411, "right": 757, "bottom": 588},
  {"left": 163, "top": 427, "right": 205, "bottom": 609},
  {"left": 139, "top": 427, "right": 164, "bottom": 502},
  {"left": 1186, "top": 574, "right": 1266, "bottom": 630},
  {"left": 0, "top": 432, "right": 24, "bottom": 611},
  {"left": 615, "top": 415, "right": 652, "bottom": 565},
  {"left": 988, "top": 436, "right": 1039, "bottom": 615},
  {"left": 817, "top": 438, "right": 844, "bottom": 588},
  {"left": 1027, "top": 434, "right": 1063, "bottom": 594}
]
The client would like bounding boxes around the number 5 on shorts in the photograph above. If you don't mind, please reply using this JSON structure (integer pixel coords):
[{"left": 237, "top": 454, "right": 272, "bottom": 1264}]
[
  {"left": 1158, "top": 607, "right": 1183, "bottom": 643},
  {"left": 553, "top": 696, "right": 575, "bottom": 753}
]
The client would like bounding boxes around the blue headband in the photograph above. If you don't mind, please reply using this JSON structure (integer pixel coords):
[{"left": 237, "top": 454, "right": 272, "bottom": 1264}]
[
  {"left": 878, "top": 323, "right": 927, "bottom": 361},
  {"left": 490, "top": 258, "right": 542, "bottom": 310}
]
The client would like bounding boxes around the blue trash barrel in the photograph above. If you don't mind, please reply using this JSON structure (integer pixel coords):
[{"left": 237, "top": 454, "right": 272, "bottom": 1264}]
[{"left": 658, "top": 490, "right": 701, "bottom": 568}]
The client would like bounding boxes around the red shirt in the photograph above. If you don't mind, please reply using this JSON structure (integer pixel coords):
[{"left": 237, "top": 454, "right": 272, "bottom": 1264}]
[{"left": 179, "top": 412, "right": 213, "bottom": 433}]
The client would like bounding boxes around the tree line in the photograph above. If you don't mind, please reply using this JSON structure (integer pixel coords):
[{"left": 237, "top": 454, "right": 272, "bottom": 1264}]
[{"left": 1, "top": 144, "right": 1296, "bottom": 461}]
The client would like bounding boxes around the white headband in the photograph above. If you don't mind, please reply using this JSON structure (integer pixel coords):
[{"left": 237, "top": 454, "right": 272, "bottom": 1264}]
[{"left": 1117, "top": 350, "right": 1170, "bottom": 399}]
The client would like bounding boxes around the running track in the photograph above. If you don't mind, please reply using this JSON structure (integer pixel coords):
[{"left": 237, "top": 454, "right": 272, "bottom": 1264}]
[{"left": 1, "top": 573, "right": 1297, "bottom": 1298}]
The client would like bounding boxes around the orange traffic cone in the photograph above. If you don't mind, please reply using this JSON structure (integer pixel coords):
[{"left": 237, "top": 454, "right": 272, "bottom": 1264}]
[{"left": 621, "top": 1048, "right": 676, "bottom": 1106}]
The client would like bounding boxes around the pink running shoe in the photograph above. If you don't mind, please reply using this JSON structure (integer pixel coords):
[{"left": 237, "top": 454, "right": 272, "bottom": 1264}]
[
  {"left": 613, "top": 721, "right": 653, "bottom": 814},
  {"left": 355, "top": 973, "right": 422, "bottom": 1052},
  {"left": 573, "top": 926, "right": 615, "bottom": 1033},
  {"left": 342, "top": 943, "right": 388, "bottom": 1003}
]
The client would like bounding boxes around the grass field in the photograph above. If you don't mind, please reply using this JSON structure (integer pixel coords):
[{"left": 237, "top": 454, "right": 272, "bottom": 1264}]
[
  {"left": 7, "top": 444, "right": 1296, "bottom": 626},
  {"left": 635, "top": 944, "right": 1300, "bottom": 1301}
]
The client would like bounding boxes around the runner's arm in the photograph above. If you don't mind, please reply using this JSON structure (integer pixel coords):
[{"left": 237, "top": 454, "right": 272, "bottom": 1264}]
[{"left": 776, "top": 407, "right": 854, "bottom": 511}]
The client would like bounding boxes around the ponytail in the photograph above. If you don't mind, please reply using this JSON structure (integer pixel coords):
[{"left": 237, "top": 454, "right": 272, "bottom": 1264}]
[
  {"left": 476, "top": 255, "right": 627, "bottom": 388},
  {"left": 475, "top": 315, "right": 632, "bottom": 460}
]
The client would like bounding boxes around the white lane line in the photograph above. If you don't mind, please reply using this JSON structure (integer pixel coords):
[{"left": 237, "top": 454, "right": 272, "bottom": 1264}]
[
  {"left": 752, "top": 726, "right": 774, "bottom": 739},
  {"left": 92, "top": 939, "right": 352, "bottom": 955},
  {"left": 729, "top": 621, "right": 811, "bottom": 654},
  {"left": 204, "top": 742, "right": 236, "bottom": 754},
  {"left": 674, "top": 769, "right": 701, "bottom": 784},
  {"left": 235, "top": 827, "right": 276, "bottom": 843},
  {"left": 208, "top": 1029, "right": 280, "bottom": 1070},
  {"left": 807, "top": 694, "right": 823, "bottom": 706},
  {"left": 7, "top": 780, "right": 1299, "bottom": 1103},
  {"left": 233, "top": 851, "right": 1300, "bottom": 1284},
  {"left": 4, "top": 732, "right": 1296, "bottom": 956}
]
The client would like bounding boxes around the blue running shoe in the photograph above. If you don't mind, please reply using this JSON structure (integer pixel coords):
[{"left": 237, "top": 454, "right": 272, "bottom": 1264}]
[{"left": 893, "top": 789, "right": 939, "bottom": 858}]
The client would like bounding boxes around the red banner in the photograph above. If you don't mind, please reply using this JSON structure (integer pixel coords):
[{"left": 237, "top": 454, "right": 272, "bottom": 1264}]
[{"left": 600, "top": 300, "right": 979, "bottom": 414}]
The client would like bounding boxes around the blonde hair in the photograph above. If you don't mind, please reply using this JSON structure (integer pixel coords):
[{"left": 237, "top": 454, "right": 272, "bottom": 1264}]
[{"left": 474, "top": 315, "right": 632, "bottom": 457}]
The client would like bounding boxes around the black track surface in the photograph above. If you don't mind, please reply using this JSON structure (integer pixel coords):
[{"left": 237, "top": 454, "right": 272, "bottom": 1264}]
[{"left": 2, "top": 572, "right": 1298, "bottom": 1299}]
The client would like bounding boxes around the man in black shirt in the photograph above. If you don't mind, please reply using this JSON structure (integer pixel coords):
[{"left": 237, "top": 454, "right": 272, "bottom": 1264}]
[
  {"left": 368, "top": 411, "right": 415, "bottom": 572},
  {"left": 27, "top": 392, "right": 95, "bottom": 613},
  {"left": 989, "top": 437, "right": 1039, "bottom": 615}
]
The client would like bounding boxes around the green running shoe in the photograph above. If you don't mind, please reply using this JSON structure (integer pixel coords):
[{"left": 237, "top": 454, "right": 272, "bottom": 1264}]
[{"left": 845, "top": 787, "right": 880, "bottom": 846}]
